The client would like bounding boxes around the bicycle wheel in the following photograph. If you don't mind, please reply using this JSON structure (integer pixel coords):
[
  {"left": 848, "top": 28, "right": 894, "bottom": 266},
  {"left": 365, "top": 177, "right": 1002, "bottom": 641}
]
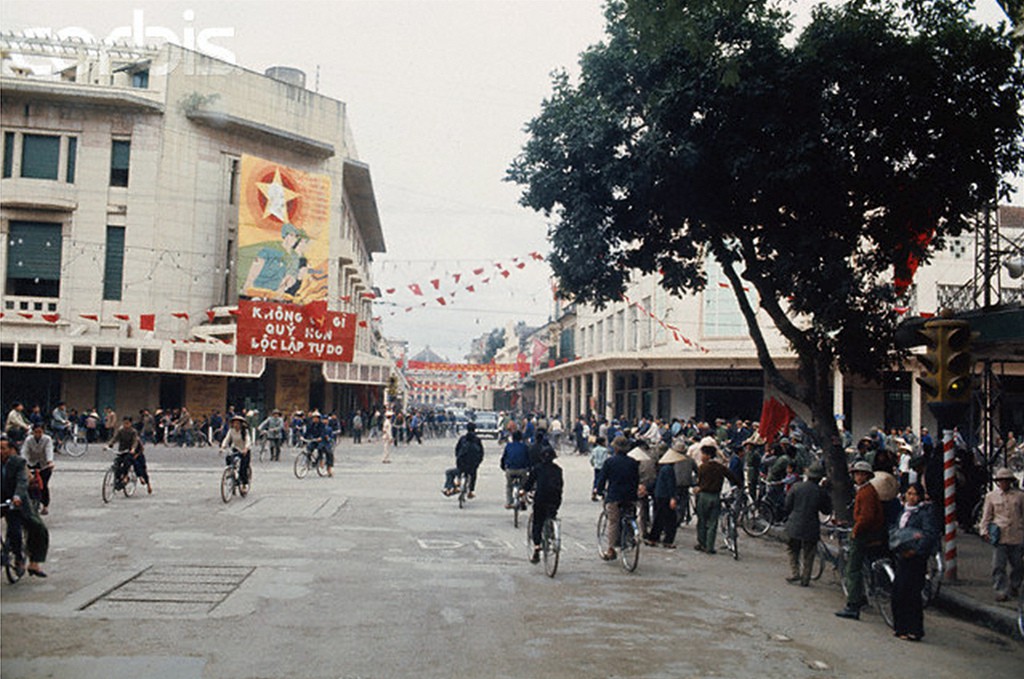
[
  {"left": 811, "top": 541, "right": 827, "bottom": 581},
  {"left": 123, "top": 468, "right": 138, "bottom": 497},
  {"left": 740, "top": 500, "right": 775, "bottom": 537},
  {"left": 596, "top": 508, "right": 610, "bottom": 557},
  {"left": 458, "top": 475, "right": 468, "bottom": 509},
  {"left": 64, "top": 435, "right": 87, "bottom": 457},
  {"left": 620, "top": 517, "right": 640, "bottom": 572},
  {"left": 1017, "top": 589, "right": 1023, "bottom": 639},
  {"left": 3, "top": 543, "right": 23, "bottom": 584},
  {"left": 727, "top": 513, "right": 739, "bottom": 560},
  {"left": 221, "top": 467, "right": 235, "bottom": 503},
  {"left": 512, "top": 484, "right": 521, "bottom": 528},
  {"left": 315, "top": 453, "right": 329, "bottom": 477},
  {"left": 258, "top": 438, "right": 267, "bottom": 463},
  {"left": 293, "top": 452, "right": 310, "bottom": 479},
  {"left": 102, "top": 467, "right": 116, "bottom": 503},
  {"left": 525, "top": 511, "right": 535, "bottom": 557},
  {"left": 543, "top": 518, "right": 560, "bottom": 578},
  {"left": 922, "top": 552, "right": 943, "bottom": 609},
  {"left": 871, "top": 559, "right": 895, "bottom": 629}
]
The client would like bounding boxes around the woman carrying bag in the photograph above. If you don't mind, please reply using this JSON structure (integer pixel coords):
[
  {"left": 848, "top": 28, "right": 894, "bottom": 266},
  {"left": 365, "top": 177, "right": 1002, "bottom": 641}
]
[{"left": 889, "top": 482, "right": 940, "bottom": 641}]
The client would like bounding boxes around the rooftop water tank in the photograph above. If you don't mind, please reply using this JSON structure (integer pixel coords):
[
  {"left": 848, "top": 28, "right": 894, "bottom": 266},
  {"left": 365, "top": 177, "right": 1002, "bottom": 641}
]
[{"left": 264, "top": 66, "right": 306, "bottom": 89}]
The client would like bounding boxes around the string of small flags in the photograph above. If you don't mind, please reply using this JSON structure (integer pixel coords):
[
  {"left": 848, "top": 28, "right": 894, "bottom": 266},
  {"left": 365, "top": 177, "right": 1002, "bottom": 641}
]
[{"left": 621, "top": 293, "right": 711, "bottom": 354}]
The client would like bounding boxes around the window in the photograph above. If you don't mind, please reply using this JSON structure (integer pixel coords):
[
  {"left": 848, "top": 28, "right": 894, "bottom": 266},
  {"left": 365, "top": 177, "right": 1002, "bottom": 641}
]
[
  {"left": 703, "top": 256, "right": 746, "bottom": 337},
  {"left": 66, "top": 137, "right": 77, "bottom": 183},
  {"left": 131, "top": 70, "right": 149, "bottom": 88},
  {"left": 103, "top": 226, "right": 126, "bottom": 300},
  {"left": 21, "top": 134, "right": 60, "bottom": 180},
  {"left": 228, "top": 157, "right": 240, "bottom": 204},
  {"left": 3, "top": 132, "right": 13, "bottom": 178},
  {"left": 5, "top": 221, "right": 62, "bottom": 297},
  {"left": 110, "top": 139, "right": 131, "bottom": 187}
]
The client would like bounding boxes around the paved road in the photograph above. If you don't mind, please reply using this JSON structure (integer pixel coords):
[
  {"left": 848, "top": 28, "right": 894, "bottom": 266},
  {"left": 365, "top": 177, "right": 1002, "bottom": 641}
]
[{"left": 2, "top": 438, "right": 1021, "bottom": 679}]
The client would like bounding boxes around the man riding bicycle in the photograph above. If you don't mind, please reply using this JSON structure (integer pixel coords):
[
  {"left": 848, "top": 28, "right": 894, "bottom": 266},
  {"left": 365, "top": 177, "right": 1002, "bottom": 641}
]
[
  {"left": 50, "top": 402, "right": 71, "bottom": 447},
  {"left": 221, "top": 415, "right": 251, "bottom": 487},
  {"left": 109, "top": 416, "right": 152, "bottom": 494},
  {"left": 524, "top": 443, "right": 563, "bottom": 563},
  {"left": 304, "top": 411, "right": 334, "bottom": 477},
  {"left": 500, "top": 430, "right": 531, "bottom": 509},
  {"left": 443, "top": 422, "right": 484, "bottom": 497},
  {"left": 20, "top": 424, "right": 55, "bottom": 514},
  {"left": 1, "top": 436, "right": 49, "bottom": 577},
  {"left": 596, "top": 436, "right": 640, "bottom": 560}
]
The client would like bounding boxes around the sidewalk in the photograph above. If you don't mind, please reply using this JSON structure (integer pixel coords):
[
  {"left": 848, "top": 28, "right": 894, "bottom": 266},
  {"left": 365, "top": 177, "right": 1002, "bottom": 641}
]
[{"left": 933, "top": 531, "right": 1021, "bottom": 639}]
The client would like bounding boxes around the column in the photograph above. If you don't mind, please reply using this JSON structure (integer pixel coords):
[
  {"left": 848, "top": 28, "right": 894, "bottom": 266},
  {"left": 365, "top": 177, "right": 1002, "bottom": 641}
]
[
  {"left": 578, "top": 374, "right": 587, "bottom": 422},
  {"left": 591, "top": 371, "right": 599, "bottom": 419},
  {"left": 605, "top": 370, "right": 614, "bottom": 422},
  {"left": 910, "top": 368, "right": 922, "bottom": 436}
]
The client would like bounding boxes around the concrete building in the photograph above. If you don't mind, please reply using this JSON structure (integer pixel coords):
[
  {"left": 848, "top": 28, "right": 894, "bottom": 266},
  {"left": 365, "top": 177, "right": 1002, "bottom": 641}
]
[
  {"left": 1, "top": 34, "right": 389, "bottom": 419},
  {"left": 532, "top": 207, "right": 1024, "bottom": 440}
]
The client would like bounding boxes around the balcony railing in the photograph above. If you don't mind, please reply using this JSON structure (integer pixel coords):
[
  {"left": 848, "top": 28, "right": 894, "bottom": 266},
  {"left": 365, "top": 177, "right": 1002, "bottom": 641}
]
[{"left": 2, "top": 295, "right": 59, "bottom": 315}]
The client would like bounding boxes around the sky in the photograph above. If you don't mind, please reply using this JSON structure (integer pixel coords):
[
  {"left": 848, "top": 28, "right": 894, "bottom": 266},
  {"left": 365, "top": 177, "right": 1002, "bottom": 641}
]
[{"left": 2, "top": 0, "right": 1017, "bottom": 360}]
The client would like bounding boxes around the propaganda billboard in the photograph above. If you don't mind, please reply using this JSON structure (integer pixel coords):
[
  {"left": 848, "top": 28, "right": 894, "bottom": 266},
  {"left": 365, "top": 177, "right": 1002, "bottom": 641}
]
[
  {"left": 236, "top": 154, "right": 331, "bottom": 305},
  {"left": 236, "top": 300, "right": 356, "bottom": 363}
]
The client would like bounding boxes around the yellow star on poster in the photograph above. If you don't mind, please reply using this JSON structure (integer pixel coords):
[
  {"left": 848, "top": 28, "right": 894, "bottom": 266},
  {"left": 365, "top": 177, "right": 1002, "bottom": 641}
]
[{"left": 256, "top": 168, "right": 299, "bottom": 222}]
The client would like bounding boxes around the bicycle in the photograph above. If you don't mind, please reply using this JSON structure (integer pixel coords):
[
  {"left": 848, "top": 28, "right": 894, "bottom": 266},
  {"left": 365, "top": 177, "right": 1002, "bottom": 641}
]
[
  {"left": 1017, "top": 587, "right": 1023, "bottom": 641},
  {"left": 597, "top": 502, "right": 641, "bottom": 572},
  {"left": 52, "top": 427, "right": 88, "bottom": 457},
  {"left": 510, "top": 478, "right": 529, "bottom": 528},
  {"left": 293, "top": 438, "right": 328, "bottom": 479},
  {"left": 457, "top": 471, "right": 471, "bottom": 509},
  {"left": 719, "top": 488, "right": 741, "bottom": 560},
  {"left": 1, "top": 500, "right": 25, "bottom": 584},
  {"left": 221, "top": 449, "right": 250, "bottom": 503},
  {"left": 102, "top": 450, "right": 138, "bottom": 503},
  {"left": 922, "top": 551, "right": 944, "bottom": 609},
  {"left": 811, "top": 522, "right": 850, "bottom": 583},
  {"left": 739, "top": 491, "right": 776, "bottom": 538},
  {"left": 526, "top": 509, "right": 561, "bottom": 577},
  {"left": 863, "top": 551, "right": 896, "bottom": 629}
]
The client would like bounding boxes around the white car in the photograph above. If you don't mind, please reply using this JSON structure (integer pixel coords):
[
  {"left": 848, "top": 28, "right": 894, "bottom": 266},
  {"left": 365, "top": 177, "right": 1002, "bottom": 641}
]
[{"left": 472, "top": 411, "right": 501, "bottom": 440}]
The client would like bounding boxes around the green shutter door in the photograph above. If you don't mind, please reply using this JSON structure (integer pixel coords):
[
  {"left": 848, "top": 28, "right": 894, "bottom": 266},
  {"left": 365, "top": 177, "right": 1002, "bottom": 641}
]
[
  {"left": 6, "top": 221, "right": 62, "bottom": 296},
  {"left": 103, "top": 226, "right": 125, "bottom": 300}
]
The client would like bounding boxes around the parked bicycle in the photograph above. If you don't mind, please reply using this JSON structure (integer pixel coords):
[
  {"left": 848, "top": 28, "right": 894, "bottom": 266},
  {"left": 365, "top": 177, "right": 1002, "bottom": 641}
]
[
  {"left": 1, "top": 500, "right": 24, "bottom": 584},
  {"left": 719, "top": 488, "right": 741, "bottom": 560},
  {"left": 597, "top": 503, "right": 641, "bottom": 572},
  {"left": 221, "top": 448, "right": 250, "bottom": 503},
  {"left": 811, "top": 522, "right": 850, "bottom": 584},
  {"left": 527, "top": 509, "right": 561, "bottom": 577},
  {"left": 101, "top": 450, "right": 138, "bottom": 503},
  {"left": 293, "top": 437, "right": 328, "bottom": 479}
]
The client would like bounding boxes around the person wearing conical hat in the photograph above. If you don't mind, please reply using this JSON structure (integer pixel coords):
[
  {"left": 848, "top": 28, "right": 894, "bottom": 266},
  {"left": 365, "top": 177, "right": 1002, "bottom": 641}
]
[{"left": 646, "top": 445, "right": 687, "bottom": 548}]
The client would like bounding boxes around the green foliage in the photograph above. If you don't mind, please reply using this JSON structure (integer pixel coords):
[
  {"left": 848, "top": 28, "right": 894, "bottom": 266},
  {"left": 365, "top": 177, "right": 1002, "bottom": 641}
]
[
  {"left": 481, "top": 327, "right": 507, "bottom": 364},
  {"left": 508, "top": 0, "right": 1023, "bottom": 390}
]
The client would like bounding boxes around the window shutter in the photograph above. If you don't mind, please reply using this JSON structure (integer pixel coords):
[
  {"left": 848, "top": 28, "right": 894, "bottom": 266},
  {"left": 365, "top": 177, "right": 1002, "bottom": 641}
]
[{"left": 103, "top": 226, "right": 126, "bottom": 300}]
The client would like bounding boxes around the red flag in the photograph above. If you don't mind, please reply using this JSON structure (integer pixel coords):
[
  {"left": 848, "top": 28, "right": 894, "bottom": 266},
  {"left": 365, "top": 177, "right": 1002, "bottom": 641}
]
[
  {"left": 719, "top": 282, "right": 729, "bottom": 288},
  {"left": 436, "top": 297, "right": 447, "bottom": 306},
  {"left": 139, "top": 314, "right": 155, "bottom": 331},
  {"left": 529, "top": 252, "right": 544, "bottom": 261},
  {"left": 358, "top": 320, "right": 368, "bottom": 328},
  {"left": 893, "top": 306, "right": 909, "bottom": 315},
  {"left": 405, "top": 307, "right": 413, "bottom": 312},
  {"left": 386, "top": 288, "right": 396, "bottom": 294},
  {"left": 228, "top": 308, "right": 240, "bottom": 316},
  {"left": 79, "top": 313, "right": 99, "bottom": 322},
  {"left": 42, "top": 313, "right": 60, "bottom": 323},
  {"left": 372, "top": 316, "right": 381, "bottom": 322},
  {"left": 466, "top": 285, "right": 475, "bottom": 293},
  {"left": 482, "top": 277, "right": 490, "bottom": 284},
  {"left": 500, "top": 270, "right": 511, "bottom": 278},
  {"left": 430, "top": 279, "right": 440, "bottom": 290},
  {"left": 473, "top": 268, "right": 484, "bottom": 276},
  {"left": 172, "top": 312, "right": 190, "bottom": 320},
  {"left": 341, "top": 295, "right": 352, "bottom": 302},
  {"left": 206, "top": 310, "right": 216, "bottom": 322},
  {"left": 758, "top": 398, "right": 795, "bottom": 446},
  {"left": 114, "top": 314, "right": 130, "bottom": 321},
  {"left": 452, "top": 273, "right": 461, "bottom": 284},
  {"left": 495, "top": 262, "right": 504, "bottom": 269},
  {"left": 360, "top": 292, "right": 376, "bottom": 299},
  {"left": 409, "top": 284, "right": 423, "bottom": 296}
]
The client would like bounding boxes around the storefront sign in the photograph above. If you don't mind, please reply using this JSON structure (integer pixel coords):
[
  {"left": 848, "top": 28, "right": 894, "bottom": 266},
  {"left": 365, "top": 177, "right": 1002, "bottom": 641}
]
[{"left": 236, "top": 300, "right": 355, "bottom": 363}]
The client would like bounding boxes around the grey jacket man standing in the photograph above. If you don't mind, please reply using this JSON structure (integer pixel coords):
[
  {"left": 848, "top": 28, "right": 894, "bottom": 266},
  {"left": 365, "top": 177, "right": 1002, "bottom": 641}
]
[{"left": 784, "top": 464, "right": 832, "bottom": 586}]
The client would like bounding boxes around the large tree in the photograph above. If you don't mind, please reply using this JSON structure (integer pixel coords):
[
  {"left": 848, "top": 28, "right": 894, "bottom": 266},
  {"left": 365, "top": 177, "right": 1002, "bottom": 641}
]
[{"left": 508, "top": 0, "right": 1024, "bottom": 513}]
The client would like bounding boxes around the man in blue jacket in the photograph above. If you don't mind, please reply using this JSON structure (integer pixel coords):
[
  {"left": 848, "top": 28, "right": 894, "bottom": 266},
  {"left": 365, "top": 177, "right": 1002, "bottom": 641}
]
[
  {"left": 501, "top": 431, "right": 531, "bottom": 509},
  {"left": 597, "top": 436, "right": 640, "bottom": 560}
]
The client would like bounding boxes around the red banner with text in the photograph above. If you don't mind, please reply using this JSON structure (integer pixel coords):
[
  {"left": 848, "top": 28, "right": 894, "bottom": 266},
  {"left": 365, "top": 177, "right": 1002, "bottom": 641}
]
[{"left": 236, "top": 300, "right": 356, "bottom": 363}]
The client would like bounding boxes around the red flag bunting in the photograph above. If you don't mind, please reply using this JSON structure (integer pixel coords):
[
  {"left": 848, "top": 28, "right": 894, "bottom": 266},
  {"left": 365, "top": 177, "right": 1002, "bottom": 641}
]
[
  {"left": 482, "top": 277, "right": 490, "bottom": 284},
  {"left": 341, "top": 295, "right": 352, "bottom": 302},
  {"left": 430, "top": 279, "right": 440, "bottom": 290},
  {"left": 473, "top": 268, "right": 484, "bottom": 276},
  {"left": 139, "top": 314, "right": 155, "bottom": 331},
  {"left": 530, "top": 252, "right": 544, "bottom": 260},
  {"left": 114, "top": 314, "right": 130, "bottom": 321},
  {"left": 500, "top": 270, "right": 511, "bottom": 278},
  {"left": 386, "top": 288, "right": 396, "bottom": 294},
  {"left": 206, "top": 310, "right": 216, "bottom": 322},
  {"left": 172, "top": 312, "right": 190, "bottom": 320},
  {"left": 358, "top": 320, "right": 368, "bottom": 327},
  {"left": 466, "top": 285, "right": 475, "bottom": 293},
  {"left": 360, "top": 292, "right": 376, "bottom": 299},
  {"left": 409, "top": 284, "right": 423, "bottom": 296},
  {"left": 436, "top": 297, "right": 447, "bottom": 306},
  {"left": 42, "top": 313, "right": 60, "bottom": 323},
  {"left": 515, "top": 262, "right": 525, "bottom": 269},
  {"left": 79, "top": 313, "right": 99, "bottom": 322},
  {"left": 452, "top": 273, "right": 461, "bottom": 284},
  {"left": 228, "top": 308, "right": 240, "bottom": 316}
]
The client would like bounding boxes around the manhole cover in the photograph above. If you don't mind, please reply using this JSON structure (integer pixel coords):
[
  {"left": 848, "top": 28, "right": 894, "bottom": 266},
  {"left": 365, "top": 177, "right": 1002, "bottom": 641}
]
[{"left": 81, "top": 565, "right": 254, "bottom": 615}]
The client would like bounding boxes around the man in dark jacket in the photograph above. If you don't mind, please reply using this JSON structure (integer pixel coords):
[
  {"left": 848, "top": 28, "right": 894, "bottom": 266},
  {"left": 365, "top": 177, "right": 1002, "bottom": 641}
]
[
  {"left": 524, "top": 446, "right": 563, "bottom": 563},
  {"left": 444, "top": 423, "right": 485, "bottom": 497},
  {"left": 597, "top": 436, "right": 640, "bottom": 560},
  {"left": 784, "top": 463, "right": 832, "bottom": 586},
  {"left": 1, "top": 436, "right": 49, "bottom": 576}
]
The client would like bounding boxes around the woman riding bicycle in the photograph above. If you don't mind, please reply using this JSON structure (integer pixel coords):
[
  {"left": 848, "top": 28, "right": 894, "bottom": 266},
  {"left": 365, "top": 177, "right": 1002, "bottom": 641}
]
[
  {"left": 221, "top": 416, "right": 251, "bottom": 487},
  {"left": 109, "top": 416, "right": 152, "bottom": 494}
]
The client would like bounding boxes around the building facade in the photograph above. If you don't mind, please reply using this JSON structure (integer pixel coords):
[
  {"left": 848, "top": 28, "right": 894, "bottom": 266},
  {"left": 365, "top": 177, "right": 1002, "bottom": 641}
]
[{"left": 1, "top": 35, "right": 390, "bottom": 418}]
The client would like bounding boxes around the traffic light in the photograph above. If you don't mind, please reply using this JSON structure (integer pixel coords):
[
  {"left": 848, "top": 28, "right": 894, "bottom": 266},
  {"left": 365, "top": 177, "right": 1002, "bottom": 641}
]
[{"left": 914, "top": 319, "right": 974, "bottom": 404}]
